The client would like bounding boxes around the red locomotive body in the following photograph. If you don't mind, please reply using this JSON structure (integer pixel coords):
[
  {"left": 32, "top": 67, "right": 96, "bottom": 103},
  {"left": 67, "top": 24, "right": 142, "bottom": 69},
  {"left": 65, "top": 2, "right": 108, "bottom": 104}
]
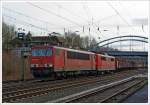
[
  {"left": 96, "top": 54, "right": 116, "bottom": 72},
  {"left": 30, "top": 46, "right": 96, "bottom": 77},
  {"left": 30, "top": 46, "right": 54, "bottom": 77},
  {"left": 53, "top": 46, "right": 96, "bottom": 74}
]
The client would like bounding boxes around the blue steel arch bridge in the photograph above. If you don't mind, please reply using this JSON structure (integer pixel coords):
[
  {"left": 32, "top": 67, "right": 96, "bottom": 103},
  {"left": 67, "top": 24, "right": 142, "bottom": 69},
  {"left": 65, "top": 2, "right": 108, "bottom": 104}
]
[{"left": 90, "top": 35, "right": 148, "bottom": 68}]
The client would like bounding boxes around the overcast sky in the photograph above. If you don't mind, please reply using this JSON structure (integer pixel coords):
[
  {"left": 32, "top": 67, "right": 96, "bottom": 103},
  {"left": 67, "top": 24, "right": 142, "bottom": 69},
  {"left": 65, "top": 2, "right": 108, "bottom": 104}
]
[{"left": 2, "top": 1, "right": 149, "bottom": 51}]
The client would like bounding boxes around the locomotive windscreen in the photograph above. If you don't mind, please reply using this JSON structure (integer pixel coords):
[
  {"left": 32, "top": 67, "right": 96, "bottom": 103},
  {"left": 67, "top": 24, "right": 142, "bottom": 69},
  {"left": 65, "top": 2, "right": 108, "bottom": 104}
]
[{"left": 31, "top": 48, "right": 52, "bottom": 56}]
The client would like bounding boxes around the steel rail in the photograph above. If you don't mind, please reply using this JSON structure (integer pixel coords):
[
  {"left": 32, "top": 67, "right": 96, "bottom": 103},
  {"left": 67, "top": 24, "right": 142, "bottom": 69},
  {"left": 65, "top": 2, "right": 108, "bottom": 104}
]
[
  {"left": 3, "top": 75, "right": 116, "bottom": 102},
  {"left": 3, "top": 70, "right": 146, "bottom": 102},
  {"left": 49, "top": 76, "right": 136, "bottom": 103},
  {"left": 99, "top": 79, "right": 146, "bottom": 103}
]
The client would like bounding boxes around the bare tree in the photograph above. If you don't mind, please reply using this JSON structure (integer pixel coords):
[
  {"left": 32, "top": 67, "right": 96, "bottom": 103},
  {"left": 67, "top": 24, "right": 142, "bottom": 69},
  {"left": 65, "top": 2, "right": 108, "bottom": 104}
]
[{"left": 2, "top": 22, "right": 16, "bottom": 50}]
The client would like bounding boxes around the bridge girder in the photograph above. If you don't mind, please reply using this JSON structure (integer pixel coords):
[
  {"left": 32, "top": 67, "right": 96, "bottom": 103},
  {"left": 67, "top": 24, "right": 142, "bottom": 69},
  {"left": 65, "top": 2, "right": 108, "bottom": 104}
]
[
  {"left": 99, "top": 39, "right": 148, "bottom": 48},
  {"left": 91, "top": 35, "right": 148, "bottom": 51}
]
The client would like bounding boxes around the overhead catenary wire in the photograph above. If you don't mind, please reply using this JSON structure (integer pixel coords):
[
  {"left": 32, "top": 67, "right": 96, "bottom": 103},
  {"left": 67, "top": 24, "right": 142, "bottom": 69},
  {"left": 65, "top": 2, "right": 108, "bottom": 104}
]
[
  {"left": 3, "top": 7, "right": 78, "bottom": 35},
  {"left": 119, "top": 2, "right": 148, "bottom": 35},
  {"left": 27, "top": 2, "right": 83, "bottom": 28},
  {"left": 3, "top": 7, "right": 65, "bottom": 29},
  {"left": 3, "top": 3, "right": 125, "bottom": 37},
  {"left": 3, "top": 14, "right": 52, "bottom": 33},
  {"left": 3, "top": 4, "right": 115, "bottom": 29},
  {"left": 3, "top": 15, "right": 49, "bottom": 33},
  {"left": 27, "top": 2, "right": 102, "bottom": 37},
  {"left": 82, "top": 2, "right": 104, "bottom": 39},
  {"left": 54, "top": 3, "right": 90, "bottom": 23},
  {"left": 91, "top": 2, "right": 146, "bottom": 35},
  {"left": 107, "top": 2, "right": 140, "bottom": 51},
  {"left": 54, "top": 3, "right": 93, "bottom": 34},
  {"left": 3, "top": 2, "right": 143, "bottom": 39},
  {"left": 107, "top": 2, "right": 136, "bottom": 33},
  {"left": 82, "top": 2, "right": 102, "bottom": 35}
]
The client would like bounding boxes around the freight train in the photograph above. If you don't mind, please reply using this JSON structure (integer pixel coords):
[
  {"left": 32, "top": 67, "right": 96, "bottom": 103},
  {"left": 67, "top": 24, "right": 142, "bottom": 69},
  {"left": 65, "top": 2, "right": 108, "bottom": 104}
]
[{"left": 30, "top": 45, "right": 144, "bottom": 78}]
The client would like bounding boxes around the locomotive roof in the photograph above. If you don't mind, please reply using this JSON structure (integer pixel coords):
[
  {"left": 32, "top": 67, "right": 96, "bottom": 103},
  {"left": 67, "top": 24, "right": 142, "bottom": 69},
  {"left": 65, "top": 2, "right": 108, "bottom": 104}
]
[
  {"left": 100, "top": 54, "right": 115, "bottom": 58},
  {"left": 32, "top": 45, "right": 115, "bottom": 58},
  {"left": 54, "top": 46, "right": 115, "bottom": 58},
  {"left": 54, "top": 46, "right": 95, "bottom": 55}
]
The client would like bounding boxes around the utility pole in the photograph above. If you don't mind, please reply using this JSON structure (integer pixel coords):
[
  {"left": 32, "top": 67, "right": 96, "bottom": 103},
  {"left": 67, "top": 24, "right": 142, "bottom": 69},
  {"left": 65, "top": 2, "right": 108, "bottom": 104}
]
[
  {"left": 20, "top": 48, "right": 30, "bottom": 81},
  {"left": 20, "top": 50, "right": 25, "bottom": 81},
  {"left": 129, "top": 35, "right": 132, "bottom": 52},
  {"left": 17, "top": 28, "right": 30, "bottom": 81},
  {"left": 117, "top": 25, "right": 121, "bottom": 51},
  {"left": 89, "top": 27, "right": 91, "bottom": 47}
]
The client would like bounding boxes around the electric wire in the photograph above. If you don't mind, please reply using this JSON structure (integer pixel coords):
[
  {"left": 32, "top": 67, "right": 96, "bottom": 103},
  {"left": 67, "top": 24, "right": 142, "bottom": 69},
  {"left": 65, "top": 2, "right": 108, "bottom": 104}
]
[
  {"left": 3, "top": 7, "right": 64, "bottom": 29},
  {"left": 3, "top": 14, "right": 52, "bottom": 33},
  {"left": 27, "top": 2, "right": 82, "bottom": 27}
]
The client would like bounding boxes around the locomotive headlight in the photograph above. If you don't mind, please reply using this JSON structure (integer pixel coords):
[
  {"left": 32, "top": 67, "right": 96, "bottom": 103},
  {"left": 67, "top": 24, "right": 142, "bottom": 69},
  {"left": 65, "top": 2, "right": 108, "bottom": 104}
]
[
  {"left": 44, "top": 64, "right": 47, "bottom": 67},
  {"left": 30, "top": 64, "right": 34, "bottom": 68},
  {"left": 49, "top": 64, "right": 53, "bottom": 67},
  {"left": 35, "top": 64, "right": 39, "bottom": 67}
]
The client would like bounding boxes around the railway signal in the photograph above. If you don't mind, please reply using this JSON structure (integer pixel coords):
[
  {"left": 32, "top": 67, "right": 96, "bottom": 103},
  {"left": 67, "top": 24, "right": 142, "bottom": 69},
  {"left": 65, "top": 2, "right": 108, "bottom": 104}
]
[{"left": 20, "top": 48, "right": 30, "bottom": 81}]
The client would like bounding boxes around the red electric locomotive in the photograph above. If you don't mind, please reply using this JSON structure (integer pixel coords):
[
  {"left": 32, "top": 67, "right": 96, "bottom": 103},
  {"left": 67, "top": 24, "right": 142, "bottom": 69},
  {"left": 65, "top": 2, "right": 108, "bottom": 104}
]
[
  {"left": 95, "top": 54, "right": 116, "bottom": 74},
  {"left": 30, "top": 45, "right": 96, "bottom": 78},
  {"left": 30, "top": 45, "right": 146, "bottom": 79},
  {"left": 30, "top": 45, "right": 117, "bottom": 78}
]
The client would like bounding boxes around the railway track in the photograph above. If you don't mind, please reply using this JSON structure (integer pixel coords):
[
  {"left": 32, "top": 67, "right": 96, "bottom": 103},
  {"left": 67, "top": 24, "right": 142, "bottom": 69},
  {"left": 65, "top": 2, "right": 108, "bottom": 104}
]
[
  {"left": 49, "top": 76, "right": 146, "bottom": 103},
  {"left": 3, "top": 69, "right": 143, "bottom": 92},
  {"left": 2, "top": 74, "right": 119, "bottom": 102},
  {"left": 2, "top": 80, "right": 42, "bottom": 91},
  {"left": 99, "top": 79, "right": 147, "bottom": 103},
  {"left": 2, "top": 69, "right": 147, "bottom": 103},
  {"left": 3, "top": 75, "right": 104, "bottom": 92}
]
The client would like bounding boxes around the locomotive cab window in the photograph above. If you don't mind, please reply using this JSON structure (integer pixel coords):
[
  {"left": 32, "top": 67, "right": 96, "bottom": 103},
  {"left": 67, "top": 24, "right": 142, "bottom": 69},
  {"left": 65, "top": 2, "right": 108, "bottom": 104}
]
[
  {"left": 32, "top": 48, "right": 52, "bottom": 56},
  {"left": 101, "top": 56, "right": 106, "bottom": 61}
]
